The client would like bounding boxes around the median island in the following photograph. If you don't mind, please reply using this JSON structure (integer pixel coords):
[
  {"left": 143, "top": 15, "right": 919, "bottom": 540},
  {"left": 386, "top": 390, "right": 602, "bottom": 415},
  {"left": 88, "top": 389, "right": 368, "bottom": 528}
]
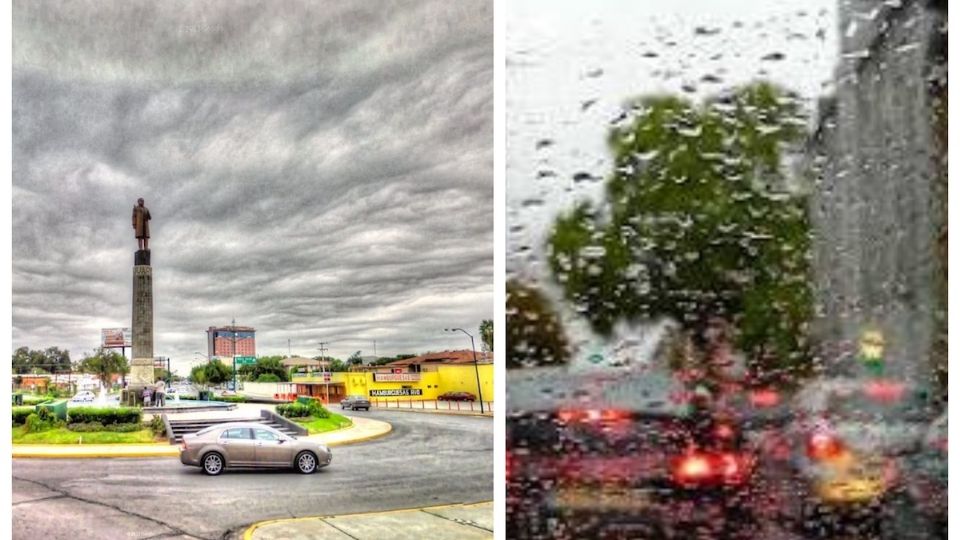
[{"left": 276, "top": 399, "right": 352, "bottom": 434}]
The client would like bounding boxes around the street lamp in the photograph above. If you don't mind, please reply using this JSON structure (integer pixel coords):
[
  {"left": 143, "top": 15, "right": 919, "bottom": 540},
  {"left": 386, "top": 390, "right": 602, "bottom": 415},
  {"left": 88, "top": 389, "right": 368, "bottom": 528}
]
[{"left": 445, "top": 328, "right": 485, "bottom": 413}]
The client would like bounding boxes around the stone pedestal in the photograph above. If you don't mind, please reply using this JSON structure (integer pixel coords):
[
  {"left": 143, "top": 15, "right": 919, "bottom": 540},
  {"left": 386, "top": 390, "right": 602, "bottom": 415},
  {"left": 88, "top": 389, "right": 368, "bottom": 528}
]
[{"left": 129, "top": 251, "right": 154, "bottom": 392}]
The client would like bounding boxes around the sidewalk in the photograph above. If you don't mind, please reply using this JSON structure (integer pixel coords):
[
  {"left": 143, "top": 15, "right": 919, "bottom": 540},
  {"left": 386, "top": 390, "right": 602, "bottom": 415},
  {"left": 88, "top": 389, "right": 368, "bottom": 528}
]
[
  {"left": 12, "top": 414, "right": 391, "bottom": 459},
  {"left": 244, "top": 502, "right": 493, "bottom": 540}
]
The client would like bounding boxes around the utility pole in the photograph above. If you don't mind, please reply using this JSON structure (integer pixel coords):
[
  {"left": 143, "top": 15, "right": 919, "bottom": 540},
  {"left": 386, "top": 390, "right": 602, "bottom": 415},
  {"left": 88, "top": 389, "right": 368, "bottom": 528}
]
[{"left": 317, "top": 342, "right": 330, "bottom": 404}]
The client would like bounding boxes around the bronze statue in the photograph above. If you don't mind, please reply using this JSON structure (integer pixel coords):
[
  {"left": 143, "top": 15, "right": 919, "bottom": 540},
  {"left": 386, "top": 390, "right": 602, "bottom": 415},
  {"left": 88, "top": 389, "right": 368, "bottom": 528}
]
[{"left": 132, "top": 198, "right": 151, "bottom": 250}]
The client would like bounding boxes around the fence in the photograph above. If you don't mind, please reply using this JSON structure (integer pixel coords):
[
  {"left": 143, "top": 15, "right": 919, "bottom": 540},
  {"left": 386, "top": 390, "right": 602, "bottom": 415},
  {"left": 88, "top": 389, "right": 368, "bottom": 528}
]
[{"left": 370, "top": 398, "right": 493, "bottom": 413}]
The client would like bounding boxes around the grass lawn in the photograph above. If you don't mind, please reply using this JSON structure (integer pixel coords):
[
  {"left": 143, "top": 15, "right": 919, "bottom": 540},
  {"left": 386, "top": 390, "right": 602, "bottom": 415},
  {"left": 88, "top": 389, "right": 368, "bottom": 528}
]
[
  {"left": 291, "top": 413, "right": 353, "bottom": 434},
  {"left": 13, "top": 426, "right": 160, "bottom": 444}
]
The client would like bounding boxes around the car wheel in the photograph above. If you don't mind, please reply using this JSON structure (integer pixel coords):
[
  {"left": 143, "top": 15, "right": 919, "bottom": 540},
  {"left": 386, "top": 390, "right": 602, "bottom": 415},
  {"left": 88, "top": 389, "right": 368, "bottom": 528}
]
[
  {"left": 202, "top": 452, "right": 224, "bottom": 476},
  {"left": 296, "top": 451, "right": 318, "bottom": 474}
]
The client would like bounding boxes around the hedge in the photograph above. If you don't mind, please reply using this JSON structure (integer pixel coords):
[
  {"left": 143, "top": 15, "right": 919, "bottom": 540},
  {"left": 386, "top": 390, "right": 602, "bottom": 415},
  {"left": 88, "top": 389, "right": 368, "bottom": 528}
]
[
  {"left": 13, "top": 406, "right": 33, "bottom": 425},
  {"left": 277, "top": 400, "right": 330, "bottom": 419},
  {"left": 277, "top": 402, "right": 312, "bottom": 418},
  {"left": 67, "top": 407, "right": 142, "bottom": 425},
  {"left": 218, "top": 395, "right": 247, "bottom": 403}
]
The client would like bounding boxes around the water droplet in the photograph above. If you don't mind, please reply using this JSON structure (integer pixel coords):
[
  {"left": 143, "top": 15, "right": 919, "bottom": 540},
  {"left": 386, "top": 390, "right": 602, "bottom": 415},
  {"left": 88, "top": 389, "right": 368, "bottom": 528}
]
[
  {"left": 585, "top": 68, "right": 604, "bottom": 78},
  {"left": 762, "top": 52, "right": 786, "bottom": 61},
  {"left": 535, "top": 139, "right": 554, "bottom": 150}
]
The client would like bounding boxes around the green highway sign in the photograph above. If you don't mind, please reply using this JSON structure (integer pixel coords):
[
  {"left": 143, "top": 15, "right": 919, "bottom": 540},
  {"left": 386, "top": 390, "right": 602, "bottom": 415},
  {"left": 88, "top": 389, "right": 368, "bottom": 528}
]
[{"left": 234, "top": 356, "right": 257, "bottom": 365}]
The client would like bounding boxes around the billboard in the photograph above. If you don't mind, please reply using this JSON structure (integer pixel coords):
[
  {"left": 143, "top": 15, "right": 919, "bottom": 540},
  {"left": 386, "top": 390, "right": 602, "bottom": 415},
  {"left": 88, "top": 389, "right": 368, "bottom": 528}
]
[{"left": 101, "top": 328, "right": 132, "bottom": 348}]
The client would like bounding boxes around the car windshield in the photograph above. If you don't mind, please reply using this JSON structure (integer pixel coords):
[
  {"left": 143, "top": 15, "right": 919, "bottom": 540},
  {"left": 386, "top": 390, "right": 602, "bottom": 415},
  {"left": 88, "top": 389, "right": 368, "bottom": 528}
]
[{"left": 506, "top": 0, "right": 947, "bottom": 537}]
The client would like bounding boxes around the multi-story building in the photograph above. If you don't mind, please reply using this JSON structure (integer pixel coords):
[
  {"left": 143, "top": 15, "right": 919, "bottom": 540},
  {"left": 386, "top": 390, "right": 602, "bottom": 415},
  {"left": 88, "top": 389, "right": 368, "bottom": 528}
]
[
  {"left": 808, "top": 0, "right": 946, "bottom": 393},
  {"left": 206, "top": 326, "right": 256, "bottom": 359}
]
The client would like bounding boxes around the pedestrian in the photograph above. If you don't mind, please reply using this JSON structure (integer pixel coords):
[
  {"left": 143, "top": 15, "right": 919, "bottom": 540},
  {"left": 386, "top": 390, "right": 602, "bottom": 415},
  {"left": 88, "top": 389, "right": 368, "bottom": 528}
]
[
  {"left": 155, "top": 379, "right": 166, "bottom": 407},
  {"left": 142, "top": 386, "right": 152, "bottom": 407}
]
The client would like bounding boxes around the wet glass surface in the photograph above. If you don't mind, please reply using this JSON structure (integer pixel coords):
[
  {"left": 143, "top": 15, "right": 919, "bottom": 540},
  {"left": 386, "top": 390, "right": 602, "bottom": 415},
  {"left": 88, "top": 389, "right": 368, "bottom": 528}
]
[{"left": 506, "top": 1, "right": 947, "bottom": 539}]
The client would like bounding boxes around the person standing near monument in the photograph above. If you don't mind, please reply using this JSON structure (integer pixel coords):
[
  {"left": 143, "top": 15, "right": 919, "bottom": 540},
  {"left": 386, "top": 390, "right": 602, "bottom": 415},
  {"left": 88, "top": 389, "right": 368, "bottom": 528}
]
[
  {"left": 132, "top": 198, "right": 151, "bottom": 250},
  {"left": 155, "top": 378, "right": 166, "bottom": 407}
]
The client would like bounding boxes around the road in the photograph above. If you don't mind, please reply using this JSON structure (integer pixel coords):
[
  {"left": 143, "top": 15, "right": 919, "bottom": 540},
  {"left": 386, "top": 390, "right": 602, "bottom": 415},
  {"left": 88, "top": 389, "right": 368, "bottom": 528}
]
[{"left": 12, "top": 410, "right": 493, "bottom": 540}]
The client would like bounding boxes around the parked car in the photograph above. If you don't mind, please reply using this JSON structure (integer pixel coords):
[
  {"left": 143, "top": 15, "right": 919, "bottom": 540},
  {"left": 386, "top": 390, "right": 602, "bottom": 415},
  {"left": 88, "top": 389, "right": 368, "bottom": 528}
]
[
  {"left": 70, "top": 390, "right": 96, "bottom": 402},
  {"left": 340, "top": 395, "right": 371, "bottom": 411},
  {"left": 179, "top": 422, "right": 332, "bottom": 476},
  {"left": 438, "top": 391, "right": 476, "bottom": 402}
]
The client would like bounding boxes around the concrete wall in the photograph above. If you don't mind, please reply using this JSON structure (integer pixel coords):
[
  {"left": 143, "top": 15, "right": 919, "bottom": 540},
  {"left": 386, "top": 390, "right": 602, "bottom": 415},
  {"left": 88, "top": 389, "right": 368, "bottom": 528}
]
[{"left": 809, "top": 0, "right": 946, "bottom": 389}]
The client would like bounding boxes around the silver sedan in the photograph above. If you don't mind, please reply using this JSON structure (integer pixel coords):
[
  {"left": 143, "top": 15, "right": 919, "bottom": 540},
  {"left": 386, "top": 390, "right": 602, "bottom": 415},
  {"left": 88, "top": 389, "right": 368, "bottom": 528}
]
[{"left": 179, "top": 422, "right": 332, "bottom": 475}]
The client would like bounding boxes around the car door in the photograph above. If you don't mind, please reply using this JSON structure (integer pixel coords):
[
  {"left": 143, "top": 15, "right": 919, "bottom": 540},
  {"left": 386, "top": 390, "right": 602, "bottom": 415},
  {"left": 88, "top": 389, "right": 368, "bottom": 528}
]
[
  {"left": 218, "top": 427, "right": 256, "bottom": 466},
  {"left": 254, "top": 427, "right": 295, "bottom": 467}
]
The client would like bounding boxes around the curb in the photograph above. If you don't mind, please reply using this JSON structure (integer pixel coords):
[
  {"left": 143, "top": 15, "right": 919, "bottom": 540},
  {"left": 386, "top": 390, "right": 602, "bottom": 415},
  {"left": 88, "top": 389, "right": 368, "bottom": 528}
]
[
  {"left": 369, "top": 408, "right": 493, "bottom": 418},
  {"left": 325, "top": 420, "right": 393, "bottom": 447},
  {"left": 12, "top": 419, "right": 393, "bottom": 459},
  {"left": 242, "top": 501, "right": 493, "bottom": 540}
]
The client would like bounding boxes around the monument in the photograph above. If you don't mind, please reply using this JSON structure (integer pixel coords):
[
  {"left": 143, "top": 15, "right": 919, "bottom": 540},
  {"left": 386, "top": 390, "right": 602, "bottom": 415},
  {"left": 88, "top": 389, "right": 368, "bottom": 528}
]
[{"left": 125, "top": 198, "right": 154, "bottom": 405}]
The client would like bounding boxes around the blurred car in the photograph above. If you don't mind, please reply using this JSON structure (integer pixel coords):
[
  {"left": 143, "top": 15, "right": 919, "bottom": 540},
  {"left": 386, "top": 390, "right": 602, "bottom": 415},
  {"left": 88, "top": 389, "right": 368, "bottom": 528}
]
[
  {"left": 784, "top": 377, "right": 934, "bottom": 536},
  {"left": 179, "top": 422, "right": 331, "bottom": 476},
  {"left": 893, "top": 411, "right": 947, "bottom": 539},
  {"left": 507, "top": 368, "right": 760, "bottom": 539},
  {"left": 340, "top": 395, "right": 371, "bottom": 411},
  {"left": 70, "top": 390, "right": 96, "bottom": 402},
  {"left": 438, "top": 391, "right": 476, "bottom": 402}
]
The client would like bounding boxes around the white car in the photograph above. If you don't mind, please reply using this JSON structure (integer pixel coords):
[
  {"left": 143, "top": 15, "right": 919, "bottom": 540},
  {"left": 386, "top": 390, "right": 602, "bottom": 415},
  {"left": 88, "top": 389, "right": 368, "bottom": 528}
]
[{"left": 71, "top": 390, "right": 96, "bottom": 402}]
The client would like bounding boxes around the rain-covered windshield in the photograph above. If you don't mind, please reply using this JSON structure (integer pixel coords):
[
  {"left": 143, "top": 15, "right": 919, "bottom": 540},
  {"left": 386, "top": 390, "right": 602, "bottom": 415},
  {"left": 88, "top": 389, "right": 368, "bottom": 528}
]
[{"left": 506, "top": 1, "right": 947, "bottom": 538}]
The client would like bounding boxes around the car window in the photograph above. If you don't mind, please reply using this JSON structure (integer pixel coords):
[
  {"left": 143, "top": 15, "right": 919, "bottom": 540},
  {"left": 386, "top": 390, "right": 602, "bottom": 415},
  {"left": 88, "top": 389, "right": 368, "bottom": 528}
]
[
  {"left": 254, "top": 428, "right": 280, "bottom": 441},
  {"left": 221, "top": 428, "right": 252, "bottom": 440}
]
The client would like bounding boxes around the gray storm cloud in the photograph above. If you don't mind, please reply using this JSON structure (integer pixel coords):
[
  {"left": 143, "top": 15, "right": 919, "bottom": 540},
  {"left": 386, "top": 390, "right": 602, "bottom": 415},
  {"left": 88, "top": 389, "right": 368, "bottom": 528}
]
[{"left": 13, "top": 0, "right": 493, "bottom": 373}]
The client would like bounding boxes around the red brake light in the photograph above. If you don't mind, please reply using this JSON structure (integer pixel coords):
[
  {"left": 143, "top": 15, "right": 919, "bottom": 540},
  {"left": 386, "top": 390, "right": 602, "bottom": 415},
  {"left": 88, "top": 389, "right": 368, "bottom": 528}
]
[
  {"left": 557, "top": 409, "right": 629, "bottom": 425},
  {"left": 749, "top": 389, "right": 780, "bottom": 407},
  {"left": 675, "top": 453, "right": 713, "bottom": 482},
  {"left": 714, "top": 423, "right": 735, "bottom": 439},
  {"left": 672, "top": 451, "right": 752, "bottom": 486},
  {"left": 863, "top": 380, "right": 905, "bottom": 402},
  {"left": 807, "top": 432, "right": 845, "bottom": 461}
]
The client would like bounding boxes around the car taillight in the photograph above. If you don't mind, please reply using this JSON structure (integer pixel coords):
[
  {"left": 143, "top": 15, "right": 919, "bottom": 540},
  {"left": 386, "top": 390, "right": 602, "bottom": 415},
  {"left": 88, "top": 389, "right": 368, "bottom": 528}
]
[
  {"left": 807, "top": 432, "right": 845, "bottom": 461},
  {"left": 672, "top": 452, "right": 752, "bottom": 486},
  {"left": 674, "top": 453, "right": 714, "bottom": 483},
  {"left": 556, "top": 409, "right": 629, "bottom": 425}
]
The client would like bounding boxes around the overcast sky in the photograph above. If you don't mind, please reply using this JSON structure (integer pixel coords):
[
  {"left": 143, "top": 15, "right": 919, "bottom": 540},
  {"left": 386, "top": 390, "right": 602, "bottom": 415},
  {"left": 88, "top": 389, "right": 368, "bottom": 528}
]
[
  {"left": 13, "top": 0, "right": 493, "bottom": 374},
  {"left": 506, "top": 0, "right": 839, "bottom": 353}
]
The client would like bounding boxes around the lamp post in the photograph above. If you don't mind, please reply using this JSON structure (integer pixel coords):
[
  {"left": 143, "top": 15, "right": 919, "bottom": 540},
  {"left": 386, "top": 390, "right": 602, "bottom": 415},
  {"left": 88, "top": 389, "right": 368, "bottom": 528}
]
[{"left": 445, "top": 328, "right": 485, "bottom": 413}]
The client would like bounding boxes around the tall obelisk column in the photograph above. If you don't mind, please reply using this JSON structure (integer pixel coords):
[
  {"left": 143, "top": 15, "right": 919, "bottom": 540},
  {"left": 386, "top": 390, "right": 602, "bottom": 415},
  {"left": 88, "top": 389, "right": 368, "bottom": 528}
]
[
  {"left": 129, "top": 249, "right": 154, "bottom": 396},
  {"left": 127, "top": 197, "right": 154, "bottom": 405}
]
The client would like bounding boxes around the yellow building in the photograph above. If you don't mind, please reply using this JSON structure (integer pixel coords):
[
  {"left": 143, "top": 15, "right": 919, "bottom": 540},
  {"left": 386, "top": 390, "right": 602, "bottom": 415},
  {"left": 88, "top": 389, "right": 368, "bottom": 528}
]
[{"left": 292, "top": 350, "right": 493, "bottom": 404}]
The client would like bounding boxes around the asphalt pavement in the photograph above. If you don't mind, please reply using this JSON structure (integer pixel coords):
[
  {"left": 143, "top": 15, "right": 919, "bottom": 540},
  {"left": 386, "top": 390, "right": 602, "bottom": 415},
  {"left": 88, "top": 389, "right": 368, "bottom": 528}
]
[{"left": 12, "top": 410, "right": 493, "bottom": 540}]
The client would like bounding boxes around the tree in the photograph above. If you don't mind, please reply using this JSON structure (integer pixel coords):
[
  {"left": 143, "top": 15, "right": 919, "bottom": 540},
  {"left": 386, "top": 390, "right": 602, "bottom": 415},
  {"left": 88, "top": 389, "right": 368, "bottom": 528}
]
[
  {"left": 189, "top": 364, "right": 208, "bottom": 386},
  {"left": 548, "top": 82, "right": 813, "bottom": 382},
  {"left": 202, "top": 359, "right": 233, "bottom": 385},
  {"left": 12, "top": 346, "right": 72, "bottom": 374},
  {"left": 244, "top": 356, "right": 289, "bottom": 382},
  {"left": 347, "top": 351, "right": 363, "bottom": 366},
  {"left": 79, "top": 349, "right": 128, "bottom": 389},
  {"left": 479, "top": 320, "right": 493, "bottom": 353},
  {"left": 506, "top": 279, "right": 570, "bottom": 368},
  {"left": 257, "top": 373, "right": 281, "bottom": 383},
  {"left": 327, "top": 358, "right": 349, "bottom": 372}
]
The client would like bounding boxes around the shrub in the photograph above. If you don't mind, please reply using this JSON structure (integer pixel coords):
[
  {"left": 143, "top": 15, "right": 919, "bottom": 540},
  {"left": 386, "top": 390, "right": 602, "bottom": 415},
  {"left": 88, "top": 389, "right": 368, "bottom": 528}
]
[
  {"left": 150, "top": 415, "right": 166, "bottom": 435},
  {"left": 12, "top": 406, "right": 33, "bottom": 425},
  {"left": 218, "top": 395, "right": 247, "bottom": 403},
  {"left": 256, "top": 373, "right": 281, "bottom": 383},
  {"left": 277, "top": 400, "right": 330, "bottom": 419},
  {"left": 276, "top": 403, "right": 312, "bottom": 418},
  {"left": 68, "top": 407, "right": 142, "bottom": 425},
  {"left": 24, "top": 413, "right": 51, "bottom": 433},
  {"left": 23, "top": 396, "right": 50, "bottom": 406},
  {"left": 105, "top": 423, "right": 143, "bottom": 433},
  {"left": 67, "top": 422, "right": 106, "bottom": 432}
]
